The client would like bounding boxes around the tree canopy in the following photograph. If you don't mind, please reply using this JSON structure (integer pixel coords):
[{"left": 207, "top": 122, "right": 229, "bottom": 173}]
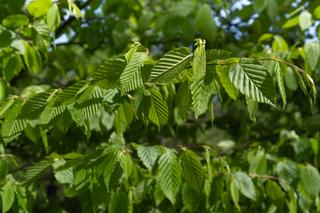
[{"left": 0, "top": 0, "right": 320, "bottom": 212}]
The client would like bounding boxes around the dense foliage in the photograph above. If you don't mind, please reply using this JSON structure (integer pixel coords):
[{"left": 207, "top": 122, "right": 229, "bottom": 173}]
[{"left": 0, "top": 0, "right": 320, "bottom": 212}]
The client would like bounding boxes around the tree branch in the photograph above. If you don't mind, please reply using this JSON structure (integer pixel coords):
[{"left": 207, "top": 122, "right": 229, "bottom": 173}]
[{"left": 55, "top": 0, "right": 94, "bottom": 38}]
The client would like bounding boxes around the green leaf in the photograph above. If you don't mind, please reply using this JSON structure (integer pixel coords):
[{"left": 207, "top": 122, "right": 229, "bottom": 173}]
[
  {"left": 157, "top": 149, "right": 181, "bottom": 204},
  {"left": 176, "top": 81, "right": 191, "bottom": 121},
  {"left": 300, "top": 164, "right": 320, "bottom": 197},
  {"left": 120, "top": 52, "right": 148, "bottom": 93},
  {"left": 304, "top": 41, "right": 320, "bottom": 71},
  {"left": 115, "top": 100, "right": 134, "bottom": 133},
  {"left": 93, "top": 56, "right": 126, "bottom": 84},
  {"left": 216, "top": 65, "right": 239, "bottom": 100},
  {"left": 230, "top": 178, "right": 240, "bottom": 211},
  {"left": 253, "top": 0, "right": 268, "bottom": 12},
  {"left": 25, "top": 160, "right": 51, "bottom": 183},
  {"left": 299, "top": 11, "right": 312, "bottom": 31},
  {"left": 276, "top": 160, "right": 298, "bottom": 190},
  {"left": 2, "top": 14, "right": 29, "bottom": 29},
  {"left": 3, "top": 54, "right": 22, "bottom": 81},
  {"left": 19, "top": 40, "right": 42, "bottom": 74},
  {"left": 314, "top": 6, "right": 320, "bottom": 19},
  {"left": 0, "top": 26, "right": 14, "bottom": 48},
  {"left": 266, "top": 180, "right": 285, "bottom": 207},
  {"left": 136, "top": 145, "right": 161, "bottom": 171},
  {"left": 148, "top": 87, "right": 168, "bottom": 128},
  {"left": 249, "top": 150, "right": 267, "bottom": 174},
  {"left": 191, "top": 39, "right": 208, "bottom": 117},
  {"left": 1, "top": 180, "right": 15, "bottom": 213},
  {"left": 245, "top": 96, "right": 257, "bottom": 122},
  {"left": 181, "top": 184, "right": 201, "bottom": 211},
  {"left": 27, "top": 0, "right": 52, "bottom": 17},
  {"left": 108, "top": 191, "right": 128, "bottom": 213},
  {"left": 228, "top": 59, "right": 275, "bottom": 105},
  {"left": 149, "top": 47, "right": 192, "bottom": 82},
  {"left": 274, "top": 62, "right": 287, "bottom": 108},
  {"left": 2, "top": 100, "right": 28, "bottom": 143},
  {"left": 233, "top": 171, "right": 256, "bottom": 201},
  {"left": 282, "top": 16, "right": 299, "bottom": 29},
  {"left": 180, "top": 149, "right": 205, "bottom": 193},
  {"left": 47, "top": 4, "right": 61, "bottom": 31},
  {"left": 195, "top": 5, "right": 217, "bottom": 42},
  {"left": 119, "top": 151, "right": 133, "bottom": 178}
]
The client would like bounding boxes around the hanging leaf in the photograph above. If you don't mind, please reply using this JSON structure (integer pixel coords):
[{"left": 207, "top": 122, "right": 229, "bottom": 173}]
[
  {"left": 299, "top": 11, "right": 312, "bottom": 31},
  {"left": 233, "top": 171, "right": 256, "bottom": 201},
  {"left": 245, "top": 96, "right": 257, "bottom": 122},
  {"left": 300, "top": 164, "right": 320, "bottom": 197},
  {"left": 266, "top": 180, "right": 285, "bottom": 207},
  {"left": 228, "top": 59, "right": 275, "bottom": 105},
  {"left": 108, "top": 191, "right": 128, "bottom": 213},
  {"left": 149, "top": 47, "right": 192, "bottom": 82},
  {"left": 136, "top": 145, "right": 161, "bottom": 171},
  {"left": 274, "top": 62, "right": 287, "bottom": 108},
  {"left": 1, "top": 180, "right": 15, "bottom": 213},
  {"left": 180, "top": 149, "right": 205, "bottom": 193},
  {"left": 190, "top": 39, "right": 208, "bottom": 117},
  {"left": 304, "top": 41, "right": 320, "bottom": 71},
  {"left": 157, "top": 149, "right": 181, "bottom": 204},
  {"left": 216, "top": 65, "right": 239, "bottom": 100},
  {"left": 25, "top": 160, "right": 51, "bottom": 183},
  {"left": 47, "top": 4, "right": 61, "bottom": 31},
  {"left": 148, "top": 87, "right": 168, "bottom": 128}
]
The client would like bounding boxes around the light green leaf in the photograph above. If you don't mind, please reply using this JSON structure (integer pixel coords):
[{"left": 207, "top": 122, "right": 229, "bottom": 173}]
[
  {"left": 157, "top": 149, "right": 181, "bottom": 204},
  {"left": 136, "top": 145, "right": 161, "bottom": 171},
  {"left": 228, "top": 59, "right": 275, "bottom": 105},
  {"left": 300, "top": 164, "right": 320, "bottom": 197},
  {"left": 304, "top": 41, "right": 320, "bottom": 71},
  {"left": 2, "top": 14, "right": 29, "bottom": 29},
  {"left": 27, "top": 0, "right": 52, "bottom": 17},
  {"left": 216, "top": 65, "right": 239, "bottom": 100},
  {"left": 148, "top": 87, "right": 168, "bottom": 128},
  {"left": 299, "top": 11, "right": 312, "bottom": 31},
  {"left": 233, "top": 171, "right": 256, "bottom": 201},
  {"left": 230, "top": 178, "right": 240, "bottom": 211},
  {"left": 47, "top": 4, "right": 61, "bottom": 31},
  {"left": 314, "top": 6, "right": 320, "bottom": 19},
  {"left": 150, "top": 47, "right": 192, "bottom": 82},
  {"left": 282, "top": 16, "right": 299, "bottom": 29},
  {"left": 120, "top": 52, "right": 148, "bottom": 93},
  {"left": 272, "top": 35, "right": 289, "bottom": 51},
  {"left": 180, "top": 149, "right": 205, "bottom": 193},
  {"left": 1, "top": 180, "right": 15, "bottom": 212}
]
